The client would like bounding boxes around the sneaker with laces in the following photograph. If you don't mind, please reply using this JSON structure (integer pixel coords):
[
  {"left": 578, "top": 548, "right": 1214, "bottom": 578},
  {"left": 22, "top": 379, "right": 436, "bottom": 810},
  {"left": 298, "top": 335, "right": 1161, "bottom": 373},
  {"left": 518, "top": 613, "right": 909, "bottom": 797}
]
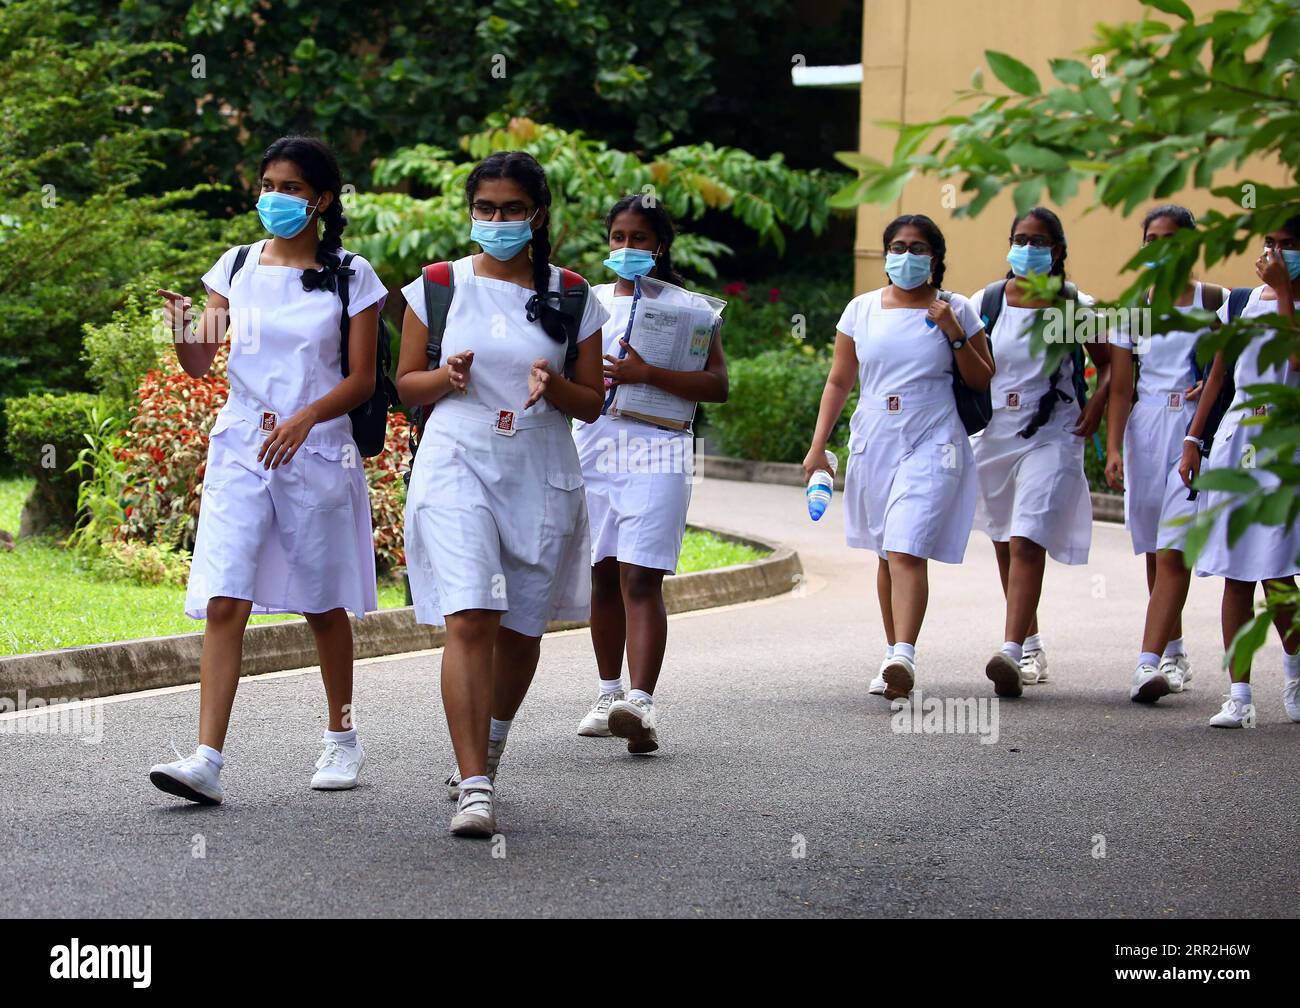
[
  {"left": 608, "top": 696, "right": 658, "bottom": 754},
  {"left": 578, "top": 689, "right": 624, "bottom": 737},
  {"left": 985, "top": 652, "right": 1023, "bottom": 698},
  {"left": 869, "top": 659, "right": 889, "bottom": 696},
  {"left": 1209, "top": 696, "right": 1250, "bottom": 728},
  {"left": 1283, "top": 678, "right": 1300, "bottom": 723},
  {"left": 446, "top": 736, "right": 506, "bottom": 800},
  {"left": 1019, "top": 648, "right": 1047, "bottom": 685},
  {"left": 450, "top": 782, "right": 496, "bottom": 838},
  {"left": 1161, "top": 654, "right": 1191, "bottom": 692},
  {"left": 310, "top": 739, "right": 365, "bottom": 790},
  {"left": 1130, "top": 664, "right": 1171, "bottom": 704},
  {"left": 149, "top": 749, "right": 223, "bottom": 805}
]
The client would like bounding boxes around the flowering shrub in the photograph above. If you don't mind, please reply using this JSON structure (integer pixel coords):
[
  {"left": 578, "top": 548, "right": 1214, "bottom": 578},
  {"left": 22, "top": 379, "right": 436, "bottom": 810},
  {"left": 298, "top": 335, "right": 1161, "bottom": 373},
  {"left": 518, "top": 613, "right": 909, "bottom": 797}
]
[
  {"left": 114, "top": 344, "right": 411, "bottom": 573},
  {"left": 96, "top": 540, "right": 192, "bottom": 587}
]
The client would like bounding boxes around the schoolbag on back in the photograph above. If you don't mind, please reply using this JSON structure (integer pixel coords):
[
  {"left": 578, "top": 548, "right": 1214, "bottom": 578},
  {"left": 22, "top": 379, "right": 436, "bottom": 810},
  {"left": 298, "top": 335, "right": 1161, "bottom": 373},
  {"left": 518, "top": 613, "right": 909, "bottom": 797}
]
[
  {"left": 938, "top": 290, "right": 991, "bottom": 436},
  {"left": 1190, "top": 286, "right": 1252, "bottom": 456},
  {"left": 979, "top": 277, "right": 1084, "bottom": 439},
  {"left": 228, "top": 245, "right": 396, "bottom": 458},
  {"left": 405, "top": 261, "right": 590, "bottom": 472}
]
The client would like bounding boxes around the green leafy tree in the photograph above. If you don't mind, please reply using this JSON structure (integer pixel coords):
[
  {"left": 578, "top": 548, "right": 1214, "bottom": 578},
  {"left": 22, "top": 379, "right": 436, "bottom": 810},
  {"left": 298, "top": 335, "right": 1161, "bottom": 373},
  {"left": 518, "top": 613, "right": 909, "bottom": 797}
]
[
  {"left": 347, "top": 117, "right": 845, "bottom": 290},
  {"left": 835, "top": 0, "right": 1300, "bottom": 672}
]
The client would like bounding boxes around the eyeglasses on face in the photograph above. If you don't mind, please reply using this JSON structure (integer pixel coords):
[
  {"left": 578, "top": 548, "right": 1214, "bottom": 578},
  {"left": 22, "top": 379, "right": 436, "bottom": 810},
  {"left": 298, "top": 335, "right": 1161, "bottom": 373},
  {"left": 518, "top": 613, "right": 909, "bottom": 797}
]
[
  {"left": 470, "top": 201, "right": 536, "bottom": 222},
  {"left": 1010, "top": 235, "right": 1053, "bottom": 248},
  {"left": 886, "top": 241, "right": 930, "bottom": 255},
  {"left": 1262, "top": 236, "right": 1299, "bottom": 251}
]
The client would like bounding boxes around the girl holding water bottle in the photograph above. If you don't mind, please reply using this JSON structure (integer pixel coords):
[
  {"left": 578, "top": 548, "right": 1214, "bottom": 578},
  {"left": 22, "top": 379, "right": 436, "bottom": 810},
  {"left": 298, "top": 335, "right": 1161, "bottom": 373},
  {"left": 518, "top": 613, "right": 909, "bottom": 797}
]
[
  {"left": 573, "top": 194, "right": 729, "bottom": 754},
  {"left": 804, "top": 214, "right": 993, "bottom": 702}
]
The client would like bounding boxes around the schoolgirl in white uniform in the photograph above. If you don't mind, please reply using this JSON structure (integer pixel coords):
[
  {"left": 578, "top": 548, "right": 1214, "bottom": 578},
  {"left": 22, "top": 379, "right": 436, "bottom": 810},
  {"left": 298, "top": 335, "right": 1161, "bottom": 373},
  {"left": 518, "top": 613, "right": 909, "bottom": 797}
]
[
  {"left": 397, "top": 151, "right": 608, "bottom": 837},
  {"left": 1180, "top": 218, "right": 1300, "bottom": 729},
  {"left": 970, "top": 207, "right": 1111, "bottom": 698},
  {"left": 573, "top": 195, "right": 728, "bottom": 754},
  {"left": 805, "top": 214, "right": 993, "bottom": 701},
  {"left": 149, "top": 136, "right": 387, "bottom": 804},
  {"left": 1105, "top": 205, "right": 1227, "bottom": 703}
]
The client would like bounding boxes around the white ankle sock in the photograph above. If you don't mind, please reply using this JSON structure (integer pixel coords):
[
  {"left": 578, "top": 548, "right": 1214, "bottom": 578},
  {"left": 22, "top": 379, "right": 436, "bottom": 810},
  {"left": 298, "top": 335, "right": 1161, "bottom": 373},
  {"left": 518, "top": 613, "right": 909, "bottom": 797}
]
[
  {"left": 196, "top": 744, "right": 223, "bottom": 769},
  {"left": 1283, "top": 650, "right": 1300, "bottom": 680},
  {"left": 885, "top": 644, "right": 895, "bottom": 659},
  {"left": 629, "top": 688, "right": 653, "bottom": 705},
  {"left": 893, "top": 642, "right": 915, "bottom": 662},
  {"left": 324, "top": 728, "right": 357, "bottom": 747},
  {"left": 1138, "top": 651, "right": 1161, "bottom": 670},
  {"left": 1023, "top": 633, "right": 1042, "bottom": 652},
  {"left": 460, "top": 774, "right": 491, "bottom": 790},
  {"left": 1230, "top": 682, "right": 1252, "bottom": 705},
  {"left": 1162, "top": 637, "right": 1186, "bottom": 658},
  {"left": 599, "top": 677, "right": 625, "bottom": 695},
  {"left": 489, "top": 718, "right": 512, "bottom": 743},
  {"left": 1001, "top": 641, "right": 1023, "bottom": 662}
]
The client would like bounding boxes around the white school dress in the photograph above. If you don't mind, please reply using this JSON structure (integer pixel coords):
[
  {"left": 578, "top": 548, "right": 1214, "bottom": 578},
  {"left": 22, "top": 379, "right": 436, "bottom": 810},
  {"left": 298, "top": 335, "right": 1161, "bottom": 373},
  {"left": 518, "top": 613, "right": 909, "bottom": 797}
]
[
  {"left": 837, "top": 288, "right": 982, "bottom": 564},
  {"left": 968, "top": 285, "right": 1093, "bottom": 565},
  {"left": 1195, "top": 286, "right": 1300, "bottom": 582},
  {"left": 572, "top": 283, "right": 694, "bottom": 573},
  {"left": 1117, "top": 283, "right": 1209, "bottom": 555},
  {"left": 185, "top": 240, "right": 387, "bottom": 619},
  {"left": 401, "top": 256, "right": 609, "bottom": 637}
]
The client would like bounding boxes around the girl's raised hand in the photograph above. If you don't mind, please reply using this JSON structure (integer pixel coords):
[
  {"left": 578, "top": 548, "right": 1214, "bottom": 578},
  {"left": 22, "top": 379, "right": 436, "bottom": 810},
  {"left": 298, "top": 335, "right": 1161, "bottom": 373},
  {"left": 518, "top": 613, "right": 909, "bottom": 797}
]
[
  {"left": 156, "top": 289, "right": 192, "bottom": 340},
  {"left": 446, "top": 351, "right": 474, "bottom": 393},
  {"left": 1257, "top": 247, "right": 1293, "bottom": 294},
  {"left": 524, "top": 358, "right": 552, "bottom": 409}
]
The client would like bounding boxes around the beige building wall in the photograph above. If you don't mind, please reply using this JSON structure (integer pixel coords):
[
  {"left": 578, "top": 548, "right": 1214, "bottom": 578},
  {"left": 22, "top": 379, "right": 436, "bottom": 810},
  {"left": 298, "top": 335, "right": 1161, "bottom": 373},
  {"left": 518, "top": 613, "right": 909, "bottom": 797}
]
[{"left": 854, "top": 0, "right": 1291, "bottom": 298}]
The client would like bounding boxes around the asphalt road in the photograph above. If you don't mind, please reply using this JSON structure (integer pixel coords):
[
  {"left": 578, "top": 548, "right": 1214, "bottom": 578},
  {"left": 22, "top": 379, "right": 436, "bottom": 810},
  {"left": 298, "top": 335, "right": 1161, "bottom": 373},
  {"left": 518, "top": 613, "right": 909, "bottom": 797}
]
[{"left": 2, "top": 476, "right": 1296, "bottom": 918}]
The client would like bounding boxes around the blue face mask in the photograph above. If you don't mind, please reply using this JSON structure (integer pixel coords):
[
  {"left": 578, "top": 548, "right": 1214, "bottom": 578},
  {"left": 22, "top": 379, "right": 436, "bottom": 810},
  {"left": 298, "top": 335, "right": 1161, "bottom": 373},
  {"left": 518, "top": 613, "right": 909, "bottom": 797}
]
[
  {"left": 1007, "top": 244, "right": 1054, "bottom": 277},
  {"left": 604, "top": 247, "right": 658, "bottom": 280},
  {"left": 1281, "top": 248, "right": 1300, "bottom": 280},
  {"left": 884, "top": 251, "right": 932, "bottom": 290},
  {"left": 256, "top": 191, "right": 318, "bottom": 239},
  {"left": 470, "top": 217, "right": 536, "bottom": 261}
]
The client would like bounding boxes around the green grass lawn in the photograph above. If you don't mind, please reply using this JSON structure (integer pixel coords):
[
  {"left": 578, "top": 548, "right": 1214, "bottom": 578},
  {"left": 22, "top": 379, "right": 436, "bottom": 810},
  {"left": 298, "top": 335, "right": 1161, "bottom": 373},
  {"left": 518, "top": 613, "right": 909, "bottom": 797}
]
[{"left": 0, "top": 478, "right": 767, "bottom": 656}]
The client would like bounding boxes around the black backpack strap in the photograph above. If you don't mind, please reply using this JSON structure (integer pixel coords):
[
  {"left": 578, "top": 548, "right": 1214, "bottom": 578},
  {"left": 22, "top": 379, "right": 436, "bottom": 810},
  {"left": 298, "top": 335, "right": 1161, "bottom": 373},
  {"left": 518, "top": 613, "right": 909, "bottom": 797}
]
[
  {"left": 1226, "top": 286, "right": 1252, "bottom": 321},
  {"left": 338, "top": 252, "right": 356, "bottom": 377},
  {"left": 227, "top": 244, "right": 250, "bottom": 284},
  {"left": 1019, "top": 281, "right": 1082, "bottom": 439},
  {"left": 979, "top": 280, "right": 1007, "bottom": 332}
]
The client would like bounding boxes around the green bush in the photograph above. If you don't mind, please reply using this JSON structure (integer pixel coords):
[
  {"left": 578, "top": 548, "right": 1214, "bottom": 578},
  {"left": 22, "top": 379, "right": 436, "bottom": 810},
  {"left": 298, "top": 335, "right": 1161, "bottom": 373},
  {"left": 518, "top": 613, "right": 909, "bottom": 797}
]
[
  {"left": 708, "top": 345, "right": 856, "bottom": 466},
  {"left": 3, "top": 391, "right": 103, "bottom": 532},
  {"left": 82, "top": 281, "right": 169, "bottom": 406}
]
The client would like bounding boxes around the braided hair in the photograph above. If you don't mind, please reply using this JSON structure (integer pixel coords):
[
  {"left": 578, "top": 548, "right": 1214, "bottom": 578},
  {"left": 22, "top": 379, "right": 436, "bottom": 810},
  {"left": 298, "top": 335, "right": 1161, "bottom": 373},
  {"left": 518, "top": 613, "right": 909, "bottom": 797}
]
[
  {"left": 1006, "top": 206, "right": 1068, "bottom": 280},
  {"left": 259, "top": 135, "right": 347, "bottom": 282},
  {"left": 883, "top": 213, "right": 947, "bottom": 289},
  {"left": 605, "top": 193, "right": 686, "bottom": 287},
  {"left": 465, "top": 151, "right": 569, "bottom": 345}
]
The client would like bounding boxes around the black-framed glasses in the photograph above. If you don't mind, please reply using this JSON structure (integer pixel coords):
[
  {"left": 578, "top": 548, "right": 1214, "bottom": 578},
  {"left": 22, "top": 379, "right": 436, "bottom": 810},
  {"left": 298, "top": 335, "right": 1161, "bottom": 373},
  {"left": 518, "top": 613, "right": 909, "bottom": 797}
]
[
  {"left": 470, "top": 200, "right": 536, "bottom": 222},
  {"left": 886, "top": 240, "right": 930, "bottom": 255},
  {"left": 1010, "top": 234, "right": 1053, "bottom": 248}
]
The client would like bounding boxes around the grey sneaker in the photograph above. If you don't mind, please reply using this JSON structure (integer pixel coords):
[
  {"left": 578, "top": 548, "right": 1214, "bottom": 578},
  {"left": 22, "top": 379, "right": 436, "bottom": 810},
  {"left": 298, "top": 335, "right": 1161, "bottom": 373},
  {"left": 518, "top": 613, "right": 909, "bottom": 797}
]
[
  {"left": 447, "top": 736, "right": 506, "bottom": 800},
  {"left": 449, "top": 782, "right": 496, "bottom": 838},
  {"left": 608, "top": 696, "right": 659, "bottom": 755},
  {"left": 986, "top": 652, "right": 1023, "bottom": 698}
]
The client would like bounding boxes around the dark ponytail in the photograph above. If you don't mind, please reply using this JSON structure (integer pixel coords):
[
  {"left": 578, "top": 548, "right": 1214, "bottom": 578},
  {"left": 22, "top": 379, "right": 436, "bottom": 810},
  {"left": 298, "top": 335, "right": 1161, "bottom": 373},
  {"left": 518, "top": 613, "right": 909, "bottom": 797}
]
[
  {"left": 465, "top": 150, "right": 569, "bottom": 345},
  {"left": 605, "top": 193, "right": 687, "bottom": 287},
  {"left": 882, "top": 213, "right": 947, "bottom": 289},
  {"left": 259, "top": 135, "right": 347, "bottom": 281},
  {"left": 1007, "top": 206, "right": 1068, "bottom": 280}
]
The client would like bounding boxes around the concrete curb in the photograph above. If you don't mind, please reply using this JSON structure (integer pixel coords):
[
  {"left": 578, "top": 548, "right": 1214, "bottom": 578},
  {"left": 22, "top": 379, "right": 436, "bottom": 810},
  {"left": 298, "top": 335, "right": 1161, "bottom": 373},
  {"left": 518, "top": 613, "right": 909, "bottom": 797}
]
[
  {"left": 0, "top": 524, "right": 801, "bottom": 705},
  {"left": 697, "top": 453, "right": 1125, "bottom": 524}
]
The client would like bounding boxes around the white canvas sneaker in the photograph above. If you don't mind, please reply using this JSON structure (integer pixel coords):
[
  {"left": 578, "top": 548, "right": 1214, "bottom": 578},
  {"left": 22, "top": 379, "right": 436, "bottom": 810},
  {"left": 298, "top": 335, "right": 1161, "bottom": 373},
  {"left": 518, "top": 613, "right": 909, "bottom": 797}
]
[
  {"left": 1019, "top": 648, "right": 1048, "bottom": 684},
  {"left": 450, "top": 782, "right": 496, "bottom": 838},
  {"left": 880, "top": 654, "right": 915, "bottom": 701},
  {"left": 149, "top": 749, "right": 223, "bottom": 805},
  {"left": 310, "top": 739, "right": 365, "bottom": 790},
  {"left": 985, "top": 652, "right": 1023, "bottom": 698},
  {"left": 578, "top": 689, "right": 624, "bottom": 737},
  {"left": 1161, "top": 654, "right": 1192, "bottom": 692},
  {"left": 1283, "top": 677, "right": 1300, "bottom": 723},
  {"left": 869, "top": 658, "right": 889, "bottom": 696},
  {"left": 1130, "top": 664, "right": 1171, "bottom": 704},
  {"left": 1209, "top": 696, "right": 1250, "bottom": 729},
  {"left": 608, "top": 696, "right": 659, "bottom": 754}
]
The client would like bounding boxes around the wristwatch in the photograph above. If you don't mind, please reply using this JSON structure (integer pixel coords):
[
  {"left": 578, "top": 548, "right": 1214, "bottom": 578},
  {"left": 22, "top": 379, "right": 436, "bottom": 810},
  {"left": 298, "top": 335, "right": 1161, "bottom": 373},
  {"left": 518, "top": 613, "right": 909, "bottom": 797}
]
[{"left": 949, "top": 334, "right": 967, "bottom": 350}]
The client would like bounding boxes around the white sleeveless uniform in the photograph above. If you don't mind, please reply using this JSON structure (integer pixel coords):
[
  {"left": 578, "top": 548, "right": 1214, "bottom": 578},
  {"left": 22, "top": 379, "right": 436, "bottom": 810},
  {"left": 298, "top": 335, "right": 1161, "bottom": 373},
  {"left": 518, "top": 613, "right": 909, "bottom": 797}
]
[
  {"left": 837, "top": 288, "right": 982, "bottom": 563},
  {"left": 1195, "top": 286, "right": 1300, "bottom": 581},
  {"left": 401, "top": 257, "right": 609, "bottom": 636},
  {"left": 1117, "top": 283, "right": 1208, "bottom": 555},
  {"left": 968, "top": 286, "right": 1093, "bottom": 565},
  {"left": 573, "top": 283, "right": 694, "bottom": 572},
  {"left": 185, "top": 240, "right": 387, "bottom": 619}
]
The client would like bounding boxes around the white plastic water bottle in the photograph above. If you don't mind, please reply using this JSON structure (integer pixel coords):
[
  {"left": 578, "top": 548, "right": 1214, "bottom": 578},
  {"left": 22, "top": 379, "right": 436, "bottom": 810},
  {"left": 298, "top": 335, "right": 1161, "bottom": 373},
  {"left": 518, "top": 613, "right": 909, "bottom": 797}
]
[{"left": 806, "top": 449, "right": 838, "bottom": 521}]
